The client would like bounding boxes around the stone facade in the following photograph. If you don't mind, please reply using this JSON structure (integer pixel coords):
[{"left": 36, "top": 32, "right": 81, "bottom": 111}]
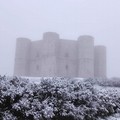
[{"left": 14, "top": 32, "right": 107, "bottom": 78}]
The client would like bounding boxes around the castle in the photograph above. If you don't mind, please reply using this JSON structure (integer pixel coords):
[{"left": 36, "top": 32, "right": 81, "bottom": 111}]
[{"left": 14, "top": 32, "right": 107, "bottom": 78}]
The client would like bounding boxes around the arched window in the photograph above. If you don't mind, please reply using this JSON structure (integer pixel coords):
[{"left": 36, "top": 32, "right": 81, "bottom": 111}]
[
  {"left": 36, "top": 65, "right": 39, "bottom": 71},
  {"left": 66, "top": 65, "right": 68, "bottom": 70},
  {"left": 65, "top": 53, "right": 69, "bottom": 57},
  {"left": 36, "top": 52, "right": 39, "bottom": 58}
]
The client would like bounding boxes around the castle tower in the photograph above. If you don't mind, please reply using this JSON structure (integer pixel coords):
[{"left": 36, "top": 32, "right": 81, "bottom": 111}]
[
  {"left": 43, "top": 32, "right": 59, "bottom": 40},
  {"left": 43, "top": 32, "right": 60, "bottom": 57},
  {"left": 77, "top": 35, "right": 94, "bottom": 78},
  {"left": 40, "top": 32, "right": 60, "bottom": 76},
  {"left": 14, "top": 38, "right": 31, "bottom": 76},
  {"left": 94, "top": 46, "right": 107, "bottom": 78}
]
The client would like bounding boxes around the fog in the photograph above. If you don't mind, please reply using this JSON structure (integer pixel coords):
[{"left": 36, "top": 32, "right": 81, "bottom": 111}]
[{"left": 0, "top": 0, "right": 120, "bottom": 78}]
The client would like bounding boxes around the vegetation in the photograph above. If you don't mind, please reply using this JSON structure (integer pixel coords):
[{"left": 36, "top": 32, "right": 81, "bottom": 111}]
[{"left": 0, "top": 76, "right": 120, "bottom": 120}]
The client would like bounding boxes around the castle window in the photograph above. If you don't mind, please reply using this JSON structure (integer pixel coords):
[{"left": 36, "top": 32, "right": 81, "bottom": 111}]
[
  {"left": 36, "top": 65, "right": 39, "bottom": 71},
  {"left": 65, "top": 53, "right": 69, "bottom": 57},
  {"left": 66, "top": 65, "right": 68, "bottom": 70},
  {"left": 36, "top": 52, "right": 39, "bottom": 58}
]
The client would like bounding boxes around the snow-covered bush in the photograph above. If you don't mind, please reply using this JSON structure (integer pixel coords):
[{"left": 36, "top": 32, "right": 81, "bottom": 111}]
[
  {"left": 0, "top": 76, "right": 120, "bottom": 120},
  {"left": 93, "top": 77, "right": 120, "bottom": 87}
]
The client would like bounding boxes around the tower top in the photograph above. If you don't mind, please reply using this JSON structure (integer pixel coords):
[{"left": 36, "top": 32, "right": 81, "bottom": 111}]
[
  {"left": 16, "top": 37, "right": 31, "bottom": 42},
  {"left": 95, "top": 45, "right": 106, "bottom": 49},
  {"left": 78, "top": 35, "right": 94, "bottom": 41},
  {"left": 43, "top": 32, "right": 59, "bottom": 40}
]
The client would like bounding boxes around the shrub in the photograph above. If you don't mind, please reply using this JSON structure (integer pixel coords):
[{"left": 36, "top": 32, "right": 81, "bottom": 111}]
[{"left": 0, "top": 76, "right": 120, "bottom": 120}]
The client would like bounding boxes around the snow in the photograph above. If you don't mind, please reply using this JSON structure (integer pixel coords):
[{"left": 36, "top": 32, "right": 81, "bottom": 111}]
[
  {"left": 105, "top": 114, "right": 120, "bottom": 120},
  {"left": 94, "top": 85, "right": 120, "bottom": 120},
  {"left": 1, "top": 76, "right": 120, "bottom": 120},
  {"left": 23, "top": 77, "right": 84, "bottom": 84},
  {"left": 94, "top": 85, "right": 120, "bottom": 93}
]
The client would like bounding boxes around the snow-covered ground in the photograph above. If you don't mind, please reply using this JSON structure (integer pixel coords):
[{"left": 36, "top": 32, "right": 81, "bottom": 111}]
[
  {"left": 24, "top": 77, "right": 84, "bottom": 84},
  {"left": 94, "top": 85, "right": 120, "bottom": 94},
  {"left": 106, "top": 114, "right": 120, "bottom": 120}
]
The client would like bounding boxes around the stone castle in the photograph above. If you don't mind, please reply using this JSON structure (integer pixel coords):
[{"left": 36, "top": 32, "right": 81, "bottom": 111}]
[{"left": 14, "top": 32, "right": 107, "bottom": 78}]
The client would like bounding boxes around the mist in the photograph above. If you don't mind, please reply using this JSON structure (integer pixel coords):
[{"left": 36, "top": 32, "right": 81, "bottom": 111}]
[{"left": 0, "top": 0, "right": 120, "bottom": 78}]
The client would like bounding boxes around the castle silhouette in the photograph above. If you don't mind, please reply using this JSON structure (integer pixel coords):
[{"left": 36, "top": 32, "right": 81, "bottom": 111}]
[{"left": 14, "top": 32, "right": 106, "bottom": 78}]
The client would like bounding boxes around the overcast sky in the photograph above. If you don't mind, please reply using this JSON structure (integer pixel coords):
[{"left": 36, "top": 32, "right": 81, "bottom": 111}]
[{"left": 0, "top": 0, "right": 120, "bottom": 78}]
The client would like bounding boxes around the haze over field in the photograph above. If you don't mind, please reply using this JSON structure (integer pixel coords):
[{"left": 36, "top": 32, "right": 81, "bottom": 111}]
[{"left": 0, "top": 0, "right": 120, "bottom": 77}]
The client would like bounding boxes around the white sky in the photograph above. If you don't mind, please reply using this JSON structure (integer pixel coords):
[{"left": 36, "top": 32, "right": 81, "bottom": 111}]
[{"left": 0, "top": 0, "right": 120, "bottom": 78}]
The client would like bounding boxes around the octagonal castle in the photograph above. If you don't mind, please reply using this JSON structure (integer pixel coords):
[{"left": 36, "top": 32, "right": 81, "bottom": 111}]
[{"left": 14, "top": 32, "right": 107, "bottom": 78}]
